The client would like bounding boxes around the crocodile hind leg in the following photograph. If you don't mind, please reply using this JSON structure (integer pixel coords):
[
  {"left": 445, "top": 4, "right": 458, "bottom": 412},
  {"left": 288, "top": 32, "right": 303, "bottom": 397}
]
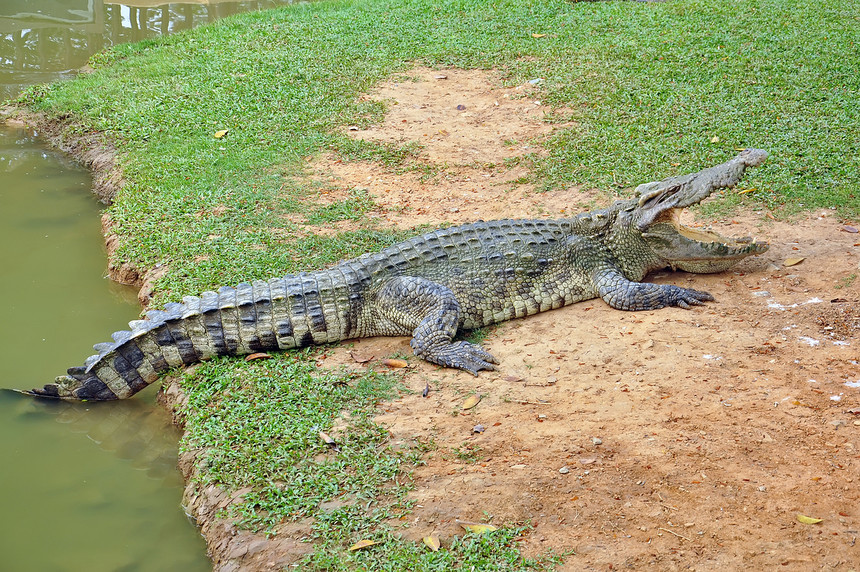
[{"left": 375, "top": 276, "right": 498, "bottom": 375}]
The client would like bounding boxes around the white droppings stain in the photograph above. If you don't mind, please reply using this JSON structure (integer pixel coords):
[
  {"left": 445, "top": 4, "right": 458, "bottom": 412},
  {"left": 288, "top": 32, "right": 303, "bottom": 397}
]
[
  {"left": 833, "top": 340, "right": 850, "bottom": 346},
  {"left": 846, "top": 380, "right": 860, "bottom": 389},
  {"left": 703, "top": 354, "right": 722, "bottom": 360},
  {"left": 798, "top": 336, "right": 820, "bottom": 347},
  {"left": 766, "top": 298, "right": 822, "bottom": 311},
  {"left": 830, "top": 394, "right": 842, "bottom": 401}
]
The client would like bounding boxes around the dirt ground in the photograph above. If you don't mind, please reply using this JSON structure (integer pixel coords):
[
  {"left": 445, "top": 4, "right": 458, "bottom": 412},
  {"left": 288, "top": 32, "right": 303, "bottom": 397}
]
[
  {"left": 308, "top": 68, "right": 860, "bottom": 570},
  {"left": 179, "top": 68, "right": 860, "bottom": 570}
]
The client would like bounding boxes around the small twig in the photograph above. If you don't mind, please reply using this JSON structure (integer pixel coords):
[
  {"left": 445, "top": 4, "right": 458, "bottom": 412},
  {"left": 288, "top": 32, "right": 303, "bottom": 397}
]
[
  {"left": 517, "top": 400, "right": 551, "bottom": 405},
  {"left": 658, "top": 527, "right": 691, "bottom": 541}
]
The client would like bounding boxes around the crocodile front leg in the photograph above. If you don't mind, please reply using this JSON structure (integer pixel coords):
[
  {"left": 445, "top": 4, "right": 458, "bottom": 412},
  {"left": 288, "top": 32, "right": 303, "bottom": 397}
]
[
  {"left": 594, "top": 268, "right": 714, "bottom": 311},
  {"left": 375, "top": 276, "right": 498, "bottom": 375}
]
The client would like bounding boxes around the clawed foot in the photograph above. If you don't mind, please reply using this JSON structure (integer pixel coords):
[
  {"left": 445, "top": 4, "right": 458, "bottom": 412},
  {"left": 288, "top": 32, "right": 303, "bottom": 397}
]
[
  {"left": 670, "top": 286, "right": 715, "bottom": 309},
  {"left": 413, "top": 340, "right": 499, "bottom": 376}
]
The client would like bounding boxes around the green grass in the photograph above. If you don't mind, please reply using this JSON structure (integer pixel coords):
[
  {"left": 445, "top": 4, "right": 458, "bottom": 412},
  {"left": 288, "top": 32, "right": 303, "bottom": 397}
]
[
  {"left": 178, "top": 352, "right": 406, "bottom": 533},
  {"left": 16, "top": 1, "right": 859, "bottom": 301},
  {"left": 12, "top": 0, "right": 860, "bottom": 567}
]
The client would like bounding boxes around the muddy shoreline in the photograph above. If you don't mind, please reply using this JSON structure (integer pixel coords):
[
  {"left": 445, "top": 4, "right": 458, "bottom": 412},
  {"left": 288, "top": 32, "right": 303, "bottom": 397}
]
[{"left": 3, "top": 110, "right": 274, "bottom": 571}]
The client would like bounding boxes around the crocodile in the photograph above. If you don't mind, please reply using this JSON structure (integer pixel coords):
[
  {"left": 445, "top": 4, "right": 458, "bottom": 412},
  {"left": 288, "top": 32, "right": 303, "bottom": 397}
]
[{"left": 25, "top": 149, "right": 769, "bottom": 401}]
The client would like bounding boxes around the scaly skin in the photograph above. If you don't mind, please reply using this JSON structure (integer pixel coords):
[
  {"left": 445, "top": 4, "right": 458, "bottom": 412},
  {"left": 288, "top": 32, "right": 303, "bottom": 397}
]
[{"left": 25, "top": 150, "right": 769, "bottom": 400}]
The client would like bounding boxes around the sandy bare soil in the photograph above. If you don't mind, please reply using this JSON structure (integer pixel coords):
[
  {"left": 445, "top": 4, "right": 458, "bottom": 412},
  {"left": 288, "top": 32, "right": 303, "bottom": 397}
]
[
  {"left": 176, "top": 68, "right": 859, "bottom": 571},
  {"left": 310, "top": 68, "right": 860, "bottom": 570}
]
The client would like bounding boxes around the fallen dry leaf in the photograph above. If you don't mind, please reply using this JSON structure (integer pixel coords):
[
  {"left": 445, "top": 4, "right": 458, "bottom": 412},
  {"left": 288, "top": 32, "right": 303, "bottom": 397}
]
[
  {"left": 531, "top": 33, "right": 546, "bottom": 38},
  {"left": 796, "top": 514, "right": 823, "bottom": 524},
  {"left": 382, "top": 358, "right": 408, "bottom": 368},
  {"left": 457, "top": 520, "right": 498, "bottom": 534},
  {"left": 710, "top": 135, "right": 720, "bottom": 143},
  {"left": 245, "top": 352, "right": 271, "bottom": 361},
  {"left": 784, "top": 257, "right": 805, "bottom": 267},
  {"left": 348, "top": 539, "right": 378, "bottom": 551},
  {"left": 350, "top": 350, "right": 373, "bottom": 364},
  {"left": 841, "top": 225, "right": 859, "bottom": 233},
  {"left": 422, "top": 535, "right": 441, "bottom": 551},
  {"left": 213, "top": 129, "right": 228, "bottom": 139},
  {"left": 319, "top": 431, "right": 338, "bottom": 449},
  {"left": 462, "top": 394, "right": 481, "bottom": 410}
]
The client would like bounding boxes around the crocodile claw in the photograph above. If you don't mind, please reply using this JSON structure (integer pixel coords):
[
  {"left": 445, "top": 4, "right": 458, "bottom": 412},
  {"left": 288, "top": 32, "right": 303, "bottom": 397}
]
[
  {"left": 671, "top": 286, "right": 715, "bottom": 309},
  {"left": 413, "top": 340, "right": 498, "bottom": 376}
]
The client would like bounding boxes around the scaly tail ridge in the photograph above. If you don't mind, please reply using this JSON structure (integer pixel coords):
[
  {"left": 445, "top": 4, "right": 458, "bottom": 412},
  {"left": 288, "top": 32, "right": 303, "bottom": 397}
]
[{"left": 26, "top": 271, "right": 368, "bottom": 401}]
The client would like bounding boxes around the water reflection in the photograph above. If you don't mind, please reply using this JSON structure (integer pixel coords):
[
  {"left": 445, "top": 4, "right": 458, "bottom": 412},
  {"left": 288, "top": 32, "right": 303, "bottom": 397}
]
[
  {"left": 16, "top": 387, "right": 184, "bottom": 482},
  {"left": 0, "top": 0, "right": 297, "bottom": 101}
]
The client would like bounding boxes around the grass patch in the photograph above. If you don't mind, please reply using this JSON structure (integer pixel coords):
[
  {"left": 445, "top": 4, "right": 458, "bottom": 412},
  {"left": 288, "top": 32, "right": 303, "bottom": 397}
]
[
  {"left": 12, "top": 0, "right": 860, "bottom": 567},
  {"left": 305, "top": 188, "right": 377, "bottom": 224},
  {"left": 179, "top": 352, "right": 406, "bottom": 533},
  {"left": 306, "top": 523, "right": 565, "bottom": 571}
]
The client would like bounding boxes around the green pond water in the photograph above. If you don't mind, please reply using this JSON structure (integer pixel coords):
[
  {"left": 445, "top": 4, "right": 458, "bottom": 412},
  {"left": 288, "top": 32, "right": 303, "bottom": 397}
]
[
  {"left": 0, "top": 125, "right": 212, "bottom": 572},
  {"left": 0, "top": 1, "right": 299, "bottom": 570}
]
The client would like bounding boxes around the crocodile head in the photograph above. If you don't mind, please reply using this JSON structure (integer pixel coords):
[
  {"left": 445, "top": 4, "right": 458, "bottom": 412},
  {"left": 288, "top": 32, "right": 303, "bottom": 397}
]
[{"left": 627, "top": 148, "right": 770, "bottom": 273}]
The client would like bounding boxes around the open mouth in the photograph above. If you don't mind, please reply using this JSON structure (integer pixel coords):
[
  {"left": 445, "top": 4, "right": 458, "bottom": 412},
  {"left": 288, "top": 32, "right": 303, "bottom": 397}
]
[{"left": 649, "top": 208, "right": 769, "bottom": 259}]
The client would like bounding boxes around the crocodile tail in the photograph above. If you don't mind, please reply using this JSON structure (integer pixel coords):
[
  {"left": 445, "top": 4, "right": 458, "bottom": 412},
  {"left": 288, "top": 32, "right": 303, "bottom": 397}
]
[{"left": 26, "top": 268, "right": 367, "bottom": 401}]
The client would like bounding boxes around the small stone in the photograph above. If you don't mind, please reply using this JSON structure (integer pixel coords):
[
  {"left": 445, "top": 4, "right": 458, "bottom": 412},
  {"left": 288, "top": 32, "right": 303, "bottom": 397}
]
[
  {"left": 559, "top": 466, "right": 570, "bottom": 474},
  {"left": 528, "top": 78, "right": 544, "bottom": 85},
  {"left": 473, "top": 424, "right": 485, "bottom": 433},
  {"left": 456, "top": 104, "right": 466, "bottom": 111},
  {"left": 592, "top": 437, "right": 603, "bottom": 446},
  {"left": 758, "top": 485, "right": 767, "bottom": 492}
]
